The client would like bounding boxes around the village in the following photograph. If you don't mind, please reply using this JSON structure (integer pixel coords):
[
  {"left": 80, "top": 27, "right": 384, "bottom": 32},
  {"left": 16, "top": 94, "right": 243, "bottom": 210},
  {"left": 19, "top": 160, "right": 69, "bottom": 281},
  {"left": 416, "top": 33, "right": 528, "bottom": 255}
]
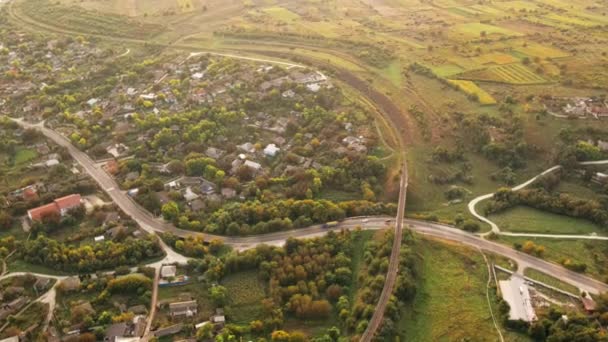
[{"left": 542, "top": 96, "right": 608, "bottom": 119}]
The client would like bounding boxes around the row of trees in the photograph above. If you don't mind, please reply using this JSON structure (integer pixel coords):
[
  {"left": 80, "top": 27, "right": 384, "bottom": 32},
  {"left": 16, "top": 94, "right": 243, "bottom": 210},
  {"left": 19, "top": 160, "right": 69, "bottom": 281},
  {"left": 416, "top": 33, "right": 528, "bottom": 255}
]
[
  {"left": 161, "top": 199, "right": 396, "bottom": 236},
  {"left": 346, "top": 230, "right": 418, "bottom": 339},
  {"left": 18, "top": 235, "right": 163, "bottom": 272}
]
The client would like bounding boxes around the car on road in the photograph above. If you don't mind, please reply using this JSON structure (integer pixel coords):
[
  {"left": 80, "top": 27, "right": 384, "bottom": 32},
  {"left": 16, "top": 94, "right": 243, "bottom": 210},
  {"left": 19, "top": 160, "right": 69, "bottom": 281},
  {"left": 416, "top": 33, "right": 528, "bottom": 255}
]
[
  {"left": 322, "top": 221, "right": 339, "bottom": 229},
  {"left": 362, "top": 219, "right": 369, "bottom": 223}
]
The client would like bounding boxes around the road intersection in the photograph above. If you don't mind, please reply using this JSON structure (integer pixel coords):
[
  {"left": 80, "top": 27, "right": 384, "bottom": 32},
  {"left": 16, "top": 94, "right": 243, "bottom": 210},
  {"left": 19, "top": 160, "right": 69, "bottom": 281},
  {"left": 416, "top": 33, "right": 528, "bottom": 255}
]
[{"left": 7, "top": 99, "right": 608, "bottom": 340}]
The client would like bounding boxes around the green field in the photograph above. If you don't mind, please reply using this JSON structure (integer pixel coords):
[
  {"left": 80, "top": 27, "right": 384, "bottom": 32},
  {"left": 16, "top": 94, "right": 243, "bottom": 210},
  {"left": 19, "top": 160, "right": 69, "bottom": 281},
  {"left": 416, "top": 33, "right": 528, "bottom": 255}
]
[
  {"left": 221, "top": 270, "right": 267, "bottom": 324},
  {"left": 524, "top": 269, "right": 580, "bottom": 295},
  {"left": 399, "top": 239, "right": 529, "bottom": 341},
  {"left": 456, "top": 64, "right": 547, "bottom": 84},
  {"left": 13, "top": 148, "right": 37, "bottom": 164},
  {"left": 431, "top": 64, "right": 465, "bottom": 77},
  {"left": 489, "top": 206, "right": 604, "bottom": 235}
]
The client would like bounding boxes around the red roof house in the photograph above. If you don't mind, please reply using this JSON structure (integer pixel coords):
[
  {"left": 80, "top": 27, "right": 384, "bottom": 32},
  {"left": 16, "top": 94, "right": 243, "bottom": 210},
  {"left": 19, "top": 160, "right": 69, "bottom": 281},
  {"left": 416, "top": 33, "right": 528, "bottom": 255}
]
[
  {"left": 27, "top": 194, "right": 82, "bottom": 221},
  {"left": 27, "top": 203, "right": 60, "bottom": 221}
]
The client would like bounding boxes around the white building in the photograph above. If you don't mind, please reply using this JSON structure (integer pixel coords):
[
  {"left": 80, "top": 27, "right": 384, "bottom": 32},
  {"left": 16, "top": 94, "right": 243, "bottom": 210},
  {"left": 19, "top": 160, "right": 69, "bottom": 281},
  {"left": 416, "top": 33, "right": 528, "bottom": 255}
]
[{"left": 263, "top": 144, "right": 280, "bottom": 157}]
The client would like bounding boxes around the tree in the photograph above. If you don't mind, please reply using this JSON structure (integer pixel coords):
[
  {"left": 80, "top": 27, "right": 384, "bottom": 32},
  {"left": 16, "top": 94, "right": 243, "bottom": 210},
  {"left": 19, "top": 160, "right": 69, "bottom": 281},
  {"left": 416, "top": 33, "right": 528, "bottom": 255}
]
[
  {"left": 271, "top": 330, "right": 290, "bottom": 342},
  {"left": 161, "top": 201, "right": 180, "bottom": 221},
  {"left": 462, "top": 220, "right": 480, "bottom": 232},
  {"left": 196, "top": 323, "right": 214, "bottom": 341},
  {"left": 209, "top": 285, "right": 227, "bottom": 306},
  {"left": 0, "top": 211, "right": 12, "bottom": 230}
]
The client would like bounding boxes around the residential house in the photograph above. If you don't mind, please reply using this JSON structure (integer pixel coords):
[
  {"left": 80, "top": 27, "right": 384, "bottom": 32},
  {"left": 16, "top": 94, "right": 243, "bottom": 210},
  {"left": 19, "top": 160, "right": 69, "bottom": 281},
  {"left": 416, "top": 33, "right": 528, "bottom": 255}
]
[
  {"left": 161, "top": 265, "right": 177, "bottom": 280},
  {"left": 27, "top": 194, "right": 82, "bottom": 221},
  {"left": 221, "top": 188, "right": 237, "bottom": 199},
  {"left": 59, "top": 277, "right": 81, "bottom": 292},
  {"left": 190, "top": 199, "right": 205, "bottom": 211},
  {"left": 34, "top": 277, "right": 51, "bottom": 292},
  {"left": 244, "top": 160, "right": 262, "bottom": 174},
  {"left": 183, "top": 187, "right": 200, "bottom": 202},
  {"left": 263, "top": 144, "right": 280, "bottom": 157},
  {"left": 106, "top": 144, "right": 129, "bottom": 158},
  {"left": 237, "top": 142, "right": 256, "bottom": 154},
  {"left": 169, "top": 300, "right": 198, "bottom": 318},
  {"left": 153, "top": 324, "right": 183, "bottom": 338},
  {"left": 205, "top": 147, "right": 224, "bottom": 159}
]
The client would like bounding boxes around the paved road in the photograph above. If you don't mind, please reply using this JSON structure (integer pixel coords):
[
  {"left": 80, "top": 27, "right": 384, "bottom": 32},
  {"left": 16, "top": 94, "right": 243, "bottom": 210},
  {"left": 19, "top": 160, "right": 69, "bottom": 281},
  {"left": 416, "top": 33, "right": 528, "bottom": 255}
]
[{"left": 11, "top": 118, "right": 608, "bottom": 297}]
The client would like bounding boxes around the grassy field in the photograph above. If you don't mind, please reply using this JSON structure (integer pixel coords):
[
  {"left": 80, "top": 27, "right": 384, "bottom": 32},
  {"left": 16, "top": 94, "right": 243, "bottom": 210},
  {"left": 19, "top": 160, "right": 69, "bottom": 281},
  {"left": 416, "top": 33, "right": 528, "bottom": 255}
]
[
  {"left": 16, "top": 0, "right": 165, "bottom": 39},
  {"left": 7, "top": 259, "right": 73, "bottom": 276},
  {"left": 13, "top": 148, "right": 37, "bottom": 164},
  {"left": 263, "top": 6, "right": 301, "bottom": 21},
  {"left": 497, "top": 236, "right": 608, "bottom": 282},
  {"left": 488, "top": 206, "right": 605, "bottom": 235},
  {"left": 524, "top": 268, "right": 580, "bottom": 295},
  {"left": 221, "top": 270, "right": 267, "bottom": 324},
  {"left": 399, "top": 238, "right": 529, "bottom": 341},
  {"left": 448, "top": 80, "right": 497, "bottom": 105}
]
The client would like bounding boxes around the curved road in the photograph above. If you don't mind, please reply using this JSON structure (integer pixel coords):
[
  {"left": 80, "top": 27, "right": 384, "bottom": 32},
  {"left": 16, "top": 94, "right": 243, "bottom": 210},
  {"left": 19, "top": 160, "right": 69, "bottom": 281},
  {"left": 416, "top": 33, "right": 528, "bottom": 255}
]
[
  {"left": 11, "top": 118, "right": 608, "bottom": 297},
  {"left": 469, "top": 161, "right": 608, "bottom": 237}
]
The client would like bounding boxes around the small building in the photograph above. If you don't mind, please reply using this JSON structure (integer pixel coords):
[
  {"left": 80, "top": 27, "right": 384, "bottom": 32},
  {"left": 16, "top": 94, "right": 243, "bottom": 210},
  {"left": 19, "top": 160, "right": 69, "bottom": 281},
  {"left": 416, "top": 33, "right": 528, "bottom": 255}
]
[
  {"left": 153, "top": 324, "right": 183, "bottom": 338},
  {"left": 104, "top": 322, "right": 128, "bottom": 342},
  {"left": 244, "top": 160, "right": 262, "bottom": 173},
  {"left": 189, "top": 199, "right": 205, "bottom": 212},
  {"left": 183, "top": 187, "right": 200, "bottom": 202},
  {"left": 581, "top": 294, "right": 597, "bottom": 313},
  {"left": 263, "top": 144, "right": 280, "bottom": 157},
  {"left": 59, "top": 277, "right": 81, "bottom": 292},
  {"left": 237, "top": 142, "right": 255, "bottom": 154},
  {"left": 169, "top": 300, "right": 198, "bottom": 318},
  {"left": 161, "top": 265, "right": 177, "bottom": 279},
  {"left": 221, "top": 188, "right": 237, "bottom": 199},
  {"left": 34, "top": 277, "right": 51, "bottom": 292}
]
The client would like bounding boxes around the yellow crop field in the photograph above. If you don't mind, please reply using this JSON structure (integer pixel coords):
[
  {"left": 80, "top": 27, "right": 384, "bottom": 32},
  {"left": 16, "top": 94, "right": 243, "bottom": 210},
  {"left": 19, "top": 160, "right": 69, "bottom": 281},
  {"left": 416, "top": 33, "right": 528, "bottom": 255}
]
[
  {"left": 263, "top": 6, "right": 301, "bottom": 21},
  {"left": 448, "top": 80, "right": 497, "bottom": 105},
  {"left": 475, "top": 53, "right": 519, "bottom": 65}
]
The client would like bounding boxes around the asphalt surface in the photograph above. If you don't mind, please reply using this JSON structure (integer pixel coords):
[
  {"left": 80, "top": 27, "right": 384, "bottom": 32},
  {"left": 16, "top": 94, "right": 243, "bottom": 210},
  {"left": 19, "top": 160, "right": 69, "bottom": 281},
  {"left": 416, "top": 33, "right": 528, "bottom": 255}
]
[
  {"left": 10, "top": 115, "right": 608, "bottom": 341},
  {"left": 13, "top": 118, "right": 608, "bottom": 297}
]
